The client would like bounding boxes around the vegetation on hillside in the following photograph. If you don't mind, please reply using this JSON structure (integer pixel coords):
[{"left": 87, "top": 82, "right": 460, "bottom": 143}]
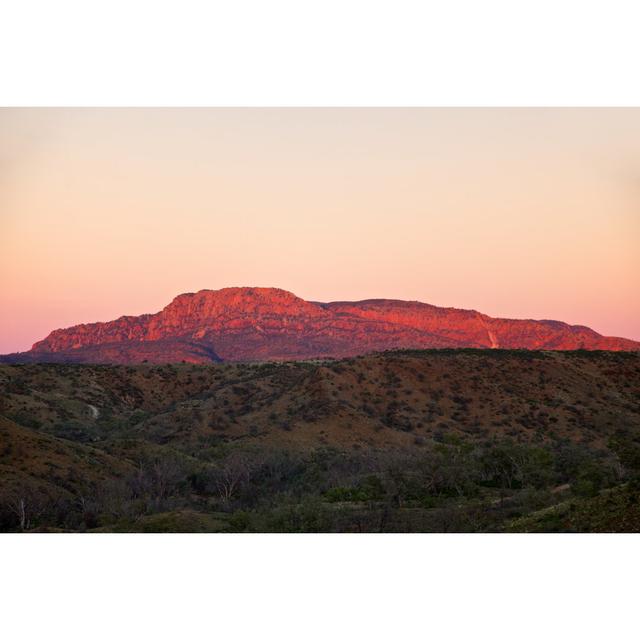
[{"left": 1, "top": 350, "right": 639, "bottom": 532}]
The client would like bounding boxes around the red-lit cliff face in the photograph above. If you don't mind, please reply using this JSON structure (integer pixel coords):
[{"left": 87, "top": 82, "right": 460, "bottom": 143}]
[{"left": 15, "top": 287, "right": 639, "bottom": 364}]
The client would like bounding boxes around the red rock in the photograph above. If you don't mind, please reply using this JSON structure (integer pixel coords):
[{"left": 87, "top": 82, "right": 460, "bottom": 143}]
[{"left": 15, "top": 286, "right": 639, "bottom": 364}]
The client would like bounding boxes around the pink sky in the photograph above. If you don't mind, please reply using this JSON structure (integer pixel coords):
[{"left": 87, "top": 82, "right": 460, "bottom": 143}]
[{"left": 1, "top": 108, "right": 639, "bottom": 353}]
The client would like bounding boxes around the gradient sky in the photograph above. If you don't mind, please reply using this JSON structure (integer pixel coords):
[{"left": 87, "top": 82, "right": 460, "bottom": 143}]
[{"left": 1, "top": 108, "right": 639, "bottom": 353}]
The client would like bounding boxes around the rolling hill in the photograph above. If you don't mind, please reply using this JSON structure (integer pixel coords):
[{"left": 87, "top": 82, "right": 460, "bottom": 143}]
[{"left": 2, "top": 350, "right": 640, "bottom": 532}]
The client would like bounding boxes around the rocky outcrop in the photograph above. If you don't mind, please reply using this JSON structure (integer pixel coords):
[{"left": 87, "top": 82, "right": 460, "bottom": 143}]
[{"left": 7, "top": 286, "right": 637, "bottom": 364}]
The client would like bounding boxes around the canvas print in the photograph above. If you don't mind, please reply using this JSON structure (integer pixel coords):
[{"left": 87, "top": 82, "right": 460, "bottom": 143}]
[{"left": 1, "top": 108, "right": 639, "bottom": 533}]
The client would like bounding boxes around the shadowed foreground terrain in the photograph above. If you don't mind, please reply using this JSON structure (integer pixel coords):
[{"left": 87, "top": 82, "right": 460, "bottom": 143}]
[{"left": 1, "top": 350, "right": 640, "bottom": 532}]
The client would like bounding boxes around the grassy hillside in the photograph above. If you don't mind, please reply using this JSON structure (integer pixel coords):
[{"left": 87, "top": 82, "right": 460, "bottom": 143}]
[
  {"left": 0, "top": 415, "right": 134, "bottom": 531},
  {"left": 508, "top": 484, "right": 640, "bottom": 533},
  {"left": 1, "top": 350, "right": 639, "bottom": 532}
]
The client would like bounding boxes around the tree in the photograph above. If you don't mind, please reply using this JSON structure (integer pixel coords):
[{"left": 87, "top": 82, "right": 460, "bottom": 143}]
[
  {"left": 8, "top": 496, "right": 28, "bottom": 531},
  {"left": 609, "top": 432, "right": 640, "bottom": 487},
  {"left": 2, "top": 488, "right": 51, "bottom": 531},
  {"left": 132, "top": 455, "right": 189, "bottom": 510},
  {"left": 211, "top": 451, "right": 256, "bottom": 503},
  {"left": 481, "top": 444, "right": 526, "bottom": 503}
]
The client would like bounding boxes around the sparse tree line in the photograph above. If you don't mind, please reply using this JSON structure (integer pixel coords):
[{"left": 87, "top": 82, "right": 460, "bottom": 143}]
[{"left": 3, "top": 429, "right": 640, "bottom": 532}]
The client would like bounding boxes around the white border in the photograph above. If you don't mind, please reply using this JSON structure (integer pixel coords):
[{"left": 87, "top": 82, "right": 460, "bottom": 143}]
[
  {"left": 1, "top": 534, "right": 638, "bottom": 639},
  {"left": 2, "top": 0, "right": 640, "bottom": 105}
]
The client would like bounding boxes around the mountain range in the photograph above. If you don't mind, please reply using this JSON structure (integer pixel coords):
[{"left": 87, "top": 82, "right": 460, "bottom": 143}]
[{"left": 2, "top": 287, "right": 638, "bottom": 364}]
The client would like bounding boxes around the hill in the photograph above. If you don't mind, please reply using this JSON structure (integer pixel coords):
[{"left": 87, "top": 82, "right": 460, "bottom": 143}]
[
  {"left": 2, "top": 287, "right": 638, "bottom": 364},
  {"left": 1, "top": 350, "right": 639, "bottom": 532},
  {"left": 0, "top": 414, "right": 134, "bottom": 531}
]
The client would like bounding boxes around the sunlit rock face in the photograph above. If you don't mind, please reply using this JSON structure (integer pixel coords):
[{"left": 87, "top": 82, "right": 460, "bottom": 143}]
[{"left": 14, "top": 287, "right": 640, "bottom": 364}]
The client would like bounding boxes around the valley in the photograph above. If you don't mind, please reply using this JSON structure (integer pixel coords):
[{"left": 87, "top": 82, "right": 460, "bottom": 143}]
[{"left": 2, "top": 349, "right": 639, "bottom": 532}]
